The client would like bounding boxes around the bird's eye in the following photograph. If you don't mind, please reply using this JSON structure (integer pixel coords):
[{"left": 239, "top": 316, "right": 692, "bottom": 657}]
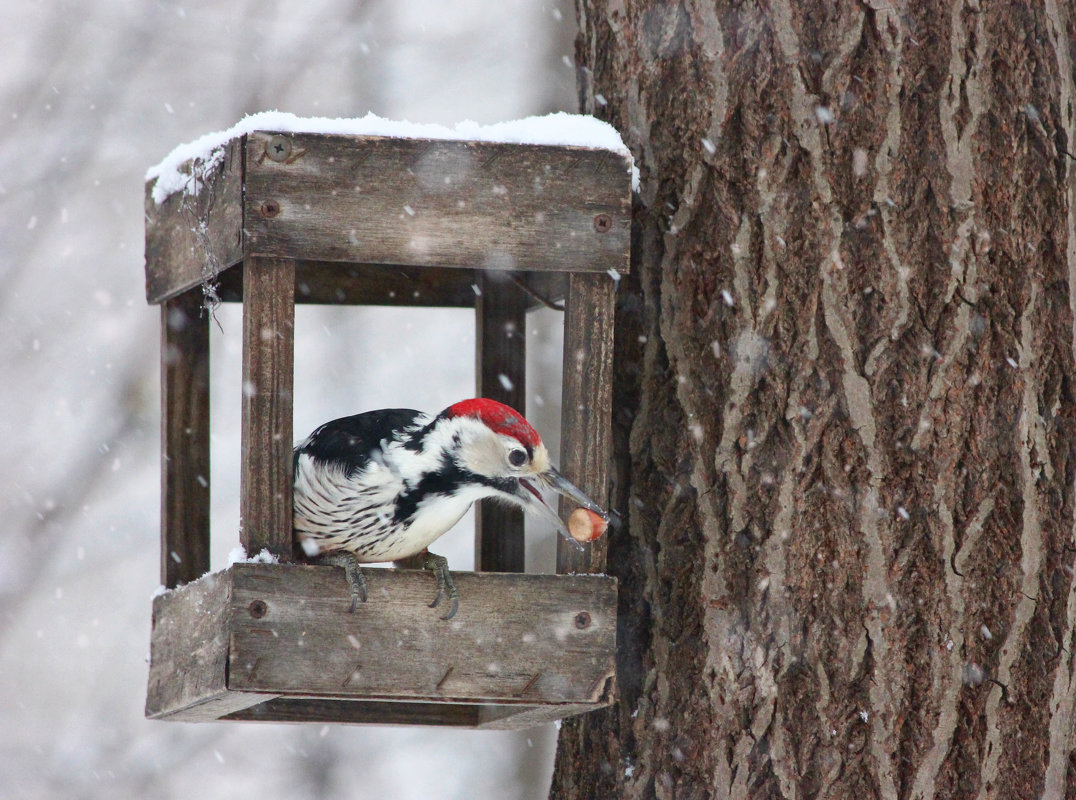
[{"left": 508, "top": 448, "right": 527, "bottom": 468}]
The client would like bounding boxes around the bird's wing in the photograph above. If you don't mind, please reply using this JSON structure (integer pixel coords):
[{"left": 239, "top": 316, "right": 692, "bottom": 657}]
[{"left": 294, "top": 408, "right": 428, "bottom": 477}]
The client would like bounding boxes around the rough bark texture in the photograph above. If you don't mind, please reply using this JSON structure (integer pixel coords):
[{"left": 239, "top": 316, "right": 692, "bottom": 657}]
[{"left": 551, "top": 2, "right": 1076, "bottom": 798}]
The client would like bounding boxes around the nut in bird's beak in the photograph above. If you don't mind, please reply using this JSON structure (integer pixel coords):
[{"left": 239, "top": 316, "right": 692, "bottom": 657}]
[{"left": 517, "top": 468, "right": 608, "bottom": 551}]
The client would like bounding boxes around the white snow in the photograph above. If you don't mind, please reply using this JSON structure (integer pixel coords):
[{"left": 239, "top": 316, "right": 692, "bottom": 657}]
[
  {"left": 147, "top": 110, "right": 636, "bottom": 204},
  {"left": 149, "top": 547, "right": 279, "bottom": 600},
  {"left": 226, "top": 546, "right": 280, "bottom": 565}
]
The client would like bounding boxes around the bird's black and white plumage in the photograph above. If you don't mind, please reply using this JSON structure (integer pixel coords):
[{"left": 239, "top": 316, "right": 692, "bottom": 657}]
[{"left": 292, "top": 398, "right": 604, "bottom": 619}]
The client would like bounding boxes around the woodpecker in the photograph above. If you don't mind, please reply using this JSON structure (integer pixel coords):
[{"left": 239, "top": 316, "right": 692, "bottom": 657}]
[{"left": 293, "top": 398, "right": 605, "bottom": 620}]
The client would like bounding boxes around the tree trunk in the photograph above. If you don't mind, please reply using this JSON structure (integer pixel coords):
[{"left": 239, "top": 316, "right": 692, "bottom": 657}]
[{"left": 551, "top": 2, "right": 1076, "bottom": 798}]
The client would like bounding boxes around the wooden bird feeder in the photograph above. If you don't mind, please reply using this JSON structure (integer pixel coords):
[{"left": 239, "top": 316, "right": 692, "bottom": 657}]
[{"left": 143, "top": 128, "right": 631, "bottom": 729}]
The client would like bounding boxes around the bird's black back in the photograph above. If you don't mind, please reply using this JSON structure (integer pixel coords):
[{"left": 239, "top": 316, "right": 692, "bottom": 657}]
[{"left": 294, "top": 408, "right": 425, "bottom": 477}]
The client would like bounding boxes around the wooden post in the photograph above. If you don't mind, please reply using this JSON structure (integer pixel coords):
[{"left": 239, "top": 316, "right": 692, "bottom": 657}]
[
  {"left": 240, "top": 256, "right": 295, "bottom": 560},
  {"left": 474, "top": 273, "right": 527, "bottom": 572},
  {"left": 160, "top": 289, "right": 210, "bottom": 588},
  {"left": 556, "top": 273, "right": 615, "bottom": 575}
]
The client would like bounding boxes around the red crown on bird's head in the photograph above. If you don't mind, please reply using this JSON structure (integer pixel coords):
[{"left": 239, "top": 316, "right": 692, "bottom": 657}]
[{"left": 443, "top": 398, "right": 541, "bottom": 450}]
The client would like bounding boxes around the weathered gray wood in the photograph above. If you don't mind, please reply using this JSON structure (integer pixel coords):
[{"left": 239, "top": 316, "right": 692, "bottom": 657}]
[
  {"left": 557, "top": 273, "right": 616, "bottom": 575},
  {"left": 144, "top": 132, "right": 631, "bottom": 305},
  {"left": 513, "top": 271, "right": 569, "bottom": 310},
  {"left": 146, "top": 572, "right": 270, "bottom": 720},
  {"left": 216, "top": 261, "right": 569, "bottom": 311},
  {"left": 215, "top": 261, "right": 480, "bottom": 307},
  {"left": 144, "top": 137, "right": 244, "bottom": 305},
  {"left": 147, "top": 564, "right": 616, "bottom": 724},
  {"left": 227, "top": 564, "right": 617, "bottom": 704},
  {"left": 240, "top": 257, "right": 295, "bottom": 559},
  {"left": 243, "top": 132, "right": 631, "bottom": 275},
  {"left": 226, "top": 699, "right": 605, "bottom": 729},
  {"left": 477, "top": 702, "right": 609, "bottom": 730},
  {"left": 225, "top": 698, "right": 482, "bottom": 727},
  {"left": 160, "top": 289, "right": 211, "bottom": 588},
  {"left": 474, "top": 274, "right": 527, "bottom": 572}
]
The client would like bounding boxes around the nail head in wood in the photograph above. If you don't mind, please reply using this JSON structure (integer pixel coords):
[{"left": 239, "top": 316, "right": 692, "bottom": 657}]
[
  {"left": 259, "top": 199, "right": 280, "bottom": 218},
  {"left": 266, "top": 135, "right": 291, "bottom": 162}
]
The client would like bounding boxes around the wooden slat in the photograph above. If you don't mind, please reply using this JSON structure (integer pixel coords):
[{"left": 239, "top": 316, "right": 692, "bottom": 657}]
[
  {"left": 227, "top": 564, "right": 617, "bottom": 705},
  {"left": 225, "top": 699, "right": 606, "bottom": 729},
  {"left": 217, "top": 261, "right": 567, "bottom": 312},
  {"left": 145, "top": 138, "right": 244, "bottom": 305},
  {"left": 474, "top": 274, "right": 527, "bottom": 572},
  {"left": 557, "top": 273, "right": 616, "bottom": 575},
  {"left": 240, "top": 257, "right": 295, "bottom": 559},
  {"left": 215, "top": 261, "right": 480, "bottom": 307},
  {"left": 225, "top": 698, "right": 482, "bottom": 727},
  {"left": 477, "top": 701, "right": 609, "bottom": 730},
  {"left": 160, "top": 289, "right": 210, "bottom": 588},
  {"left": 243, "top": 132, "right": 632, "bottom": 274},
  {"left": 514, "top": 271, "right": 569, "bottom": 310},
  {"left": 146, "top": 572, "right": 270, "bottom": 720},
  {"left": 293, "top": 260, "right": 477, "bottom": 307}
]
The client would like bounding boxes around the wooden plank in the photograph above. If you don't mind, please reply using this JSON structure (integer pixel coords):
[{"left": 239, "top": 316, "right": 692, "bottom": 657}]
[
  {"left": 477, "top": 701, "right": 609, "bottom": 730},
  {"left": 514, "top": 271, "right": 569, "bottom": 310},
  {"left": 215, "top": 261, "right": 480, "bottom": 307},
  {"left": 474, "top": 274, "right": 527, "bottom": 572},
  {"left": 145, "top": 137, "right": 244, "bottom": 305},
  {"left": 557, "top": 273, "right": 616, "bottom": 575},
  {"left": 227, "top": 564, "right": 617, "bottom": 705},
  {"left": 240, "top": 257, "right": 295, "bottom": 559},
  {"left": 243, "top": 132, "right": 632, "bottom": 274},
  {"left": 146, "top": 572, "right": 271, "bottom": 720},
  {"left": 225, "top": 698, "right": 606, "bottom": 729},
  {"left": 217, "top": 261, "right": 564, "bottom": 312},
  {"left": 160, "top": 289, "right": 211, "bottom": 588},
  {"left": 293, "top": 260, "right": 477, "bottom": 306},
  {"left": 225, "top": 698, "right": 482, "bottom": 727}
]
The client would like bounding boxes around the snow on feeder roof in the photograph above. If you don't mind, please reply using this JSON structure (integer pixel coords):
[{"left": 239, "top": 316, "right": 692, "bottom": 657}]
[{"left": 147, "top": 110, "right": 637, "bottom": 204}]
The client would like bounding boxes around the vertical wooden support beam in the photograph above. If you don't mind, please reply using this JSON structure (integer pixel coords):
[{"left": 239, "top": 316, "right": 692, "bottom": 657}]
[
  {"left": 474, "top": 273, "right": 528, "bottom": 572},
  {"left": 557, "top": 273, "right": 615, "bottom": 575},
  {"left": 161, "top": 289, "right": 211, "bottom": 588},
  {"left": 240, "top": 257, "right": 295, "bottom": 560}
]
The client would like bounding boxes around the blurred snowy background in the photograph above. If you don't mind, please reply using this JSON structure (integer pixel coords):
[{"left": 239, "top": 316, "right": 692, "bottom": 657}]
[{"left": 0, "top": 1, "right": 578, "bottom": 797}]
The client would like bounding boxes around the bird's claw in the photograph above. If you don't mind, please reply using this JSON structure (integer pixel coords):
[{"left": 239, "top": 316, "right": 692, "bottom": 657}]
[
  {"left": 349, "top": 570, "right": 368, "bottom": 612},
  {"left": 315, "top": 552, "right": 368, "bottom": 612},
  {"left": 422, "top": 551, "right": 459, "bottom": 620}
]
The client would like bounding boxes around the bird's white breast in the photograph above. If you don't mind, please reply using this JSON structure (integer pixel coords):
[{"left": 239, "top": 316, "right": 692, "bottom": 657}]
[{"left": 292, "top": 451, "right": 492, "bottom": 563}]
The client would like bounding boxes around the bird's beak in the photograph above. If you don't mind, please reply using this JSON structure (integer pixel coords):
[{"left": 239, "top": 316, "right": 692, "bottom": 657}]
[{"left": 517, "top": 468, "right": 607, "bottom": 551}]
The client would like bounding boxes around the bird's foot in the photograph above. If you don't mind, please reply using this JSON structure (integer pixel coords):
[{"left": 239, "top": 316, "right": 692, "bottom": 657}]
[
  {"left": 314, "top": 551, "right": 368, "bottom": 612},
  {"left": 422, "top": 551, "right": 459, "bottom": 620}
]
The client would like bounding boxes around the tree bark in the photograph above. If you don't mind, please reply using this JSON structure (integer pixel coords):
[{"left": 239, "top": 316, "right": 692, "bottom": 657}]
[{"left": 551, "top": 2, "right": 1076, "bottom": 798}]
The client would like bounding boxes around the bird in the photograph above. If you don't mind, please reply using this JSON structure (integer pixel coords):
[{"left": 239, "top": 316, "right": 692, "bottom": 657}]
[{"left": 292, "top": 398, "right": 606, "bottom": 620}]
